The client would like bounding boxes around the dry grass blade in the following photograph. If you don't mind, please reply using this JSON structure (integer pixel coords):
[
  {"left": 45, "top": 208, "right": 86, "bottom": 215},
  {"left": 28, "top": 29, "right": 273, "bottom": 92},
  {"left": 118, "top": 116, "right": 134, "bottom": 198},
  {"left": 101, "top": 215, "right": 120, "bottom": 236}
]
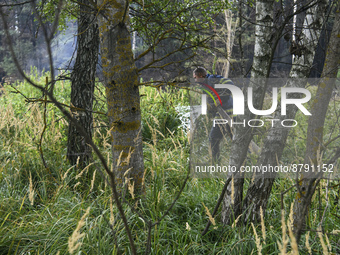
[
  {"left": 68, "top": 207, "right": 91, "bottom": 254},
  {"left": 128, "top": 181, "right": 135, "bottom": 200},
  {"left": 117, "top": 150, "right": 124, "bottom": 167},
  {"left": 90, "top": 170, "right": 96, "bottom": 192},
  {"left": 110, "top": 197, "right": 115, "bottom": 225},
  {"left": 288, "top": 203, "right": 298, "bottom": 255},
  {"left": 251, "top": 222, "right": 262, "bottom": 255},
  {"left": 74, "top": 182, "right": 81, "bottom": 189},
  {"left": 62, "top": 165, "right": 75, "bottom": 180},
  {"left": 202, "top": 203, "right": 215, "bottom": 226},
  {"left": 76, "top": 162, "right": 95, "bottom": 179},
  {"left": 305, "top": 231, "right": 312, "bottom": 254},
  {"left": 260, "top": 207, "right": 266, "bottom": 244},
  {"left": 278, "top": 209, "right": 288, "bottom": 255},
  {"left": 232, "top": 214, "right": 242, "bottom": 228},
  {"left": 231, "top": 176, "right": 234, "bottom": 205},
  {"left": 29, "top": 171, "right": 35, "bottom": 206},
  {"left": 186, "top": 222, "right": 191, "bottom": 231},
  {"left": 125, "top": 147, "right": 133, "bottom": 166},
  {"left": 317, "top": 225, "right": 329, "bottom": 255}
]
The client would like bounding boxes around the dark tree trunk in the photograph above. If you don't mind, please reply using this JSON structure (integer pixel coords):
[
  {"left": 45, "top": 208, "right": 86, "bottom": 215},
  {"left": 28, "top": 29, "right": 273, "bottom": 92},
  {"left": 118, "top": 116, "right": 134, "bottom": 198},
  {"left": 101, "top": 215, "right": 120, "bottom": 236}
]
[
  {"left": 67, "top": 0, "right": 99, "bottom": 167},
  {"left": 293, "top": 5, "right": 340, "bottom": 243}
]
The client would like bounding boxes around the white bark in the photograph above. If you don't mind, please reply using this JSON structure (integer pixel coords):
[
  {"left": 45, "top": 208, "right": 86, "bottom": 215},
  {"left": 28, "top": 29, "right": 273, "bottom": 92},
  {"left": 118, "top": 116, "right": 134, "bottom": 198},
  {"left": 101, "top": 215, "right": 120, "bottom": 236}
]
[
  {"left": 223, "top": 10, "right": 235, "bottom": 78},
  {"left": 221, "top": 0, "right": 275, "bottom": 224},
  {"left": 242, "top": 0, "right": 328, "bottom": 223}
]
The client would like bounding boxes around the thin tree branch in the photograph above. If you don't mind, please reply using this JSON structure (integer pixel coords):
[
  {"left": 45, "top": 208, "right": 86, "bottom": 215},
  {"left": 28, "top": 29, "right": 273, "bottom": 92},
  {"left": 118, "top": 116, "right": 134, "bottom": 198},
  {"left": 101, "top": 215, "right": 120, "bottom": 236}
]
[
  {"left": 202, "top": 175, "right": 233, "bottom": 236},
  {"left": 0, "top": 1, "right": 31, "bottom": 7},
  {"left": 0, "top": 6, "right": 137, "bottom": 254}
]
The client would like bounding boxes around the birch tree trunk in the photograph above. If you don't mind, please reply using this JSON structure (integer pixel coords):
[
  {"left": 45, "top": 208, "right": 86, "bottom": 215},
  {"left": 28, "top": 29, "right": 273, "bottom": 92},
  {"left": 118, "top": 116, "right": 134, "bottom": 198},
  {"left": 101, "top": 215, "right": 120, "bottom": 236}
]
[
  {"left": 67, "top": 0, "right": 99, "bottom": 167},
  {"left": 221, "top": 0, "right": 275, "bottom": 224},
  {"left": 222, "top": 10, "right": 235, "bottom": 78},
  {"left": 98, "top": 0, "right": 144, "bottom": 193},
  {"left": 241, "top": 0, "right": 327, "bottom": 223},
  {"left": 293, "top": 6, "right": 340, "bottom": 243}
]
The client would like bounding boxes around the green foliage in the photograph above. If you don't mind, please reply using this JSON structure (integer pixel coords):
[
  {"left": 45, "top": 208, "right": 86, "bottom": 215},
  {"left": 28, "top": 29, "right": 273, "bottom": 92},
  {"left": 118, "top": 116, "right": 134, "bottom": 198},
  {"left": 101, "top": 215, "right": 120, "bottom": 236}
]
[
  {"left": 36, "top": 0, "right": 76, "bottom": 32},
  {"left": 140, "top": 85, "right": 189, "bottom": 146},
  {"left": 130, "top": 0, "right": 230, "bottom": 72},
  {"left": 131, "top": 0, "right": 228, "bottom": 34},
  {"left": 0, "top": 73, "right": 339, "bottom": 254}
]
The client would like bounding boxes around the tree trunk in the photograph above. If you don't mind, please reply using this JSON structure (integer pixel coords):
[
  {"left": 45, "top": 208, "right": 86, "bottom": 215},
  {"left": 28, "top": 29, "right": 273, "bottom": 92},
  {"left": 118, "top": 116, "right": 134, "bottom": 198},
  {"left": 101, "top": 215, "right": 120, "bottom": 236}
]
[
  {"left": 241, "top": 0, "right": 327, "bottom": 224},
  {"left": 67, "top": 0, "right": 99, "bottom": 167},
  {"left": 293, "top": 5, "right": 340, "bottom": 243},
  {"left": 222, "top": 10, "right": 235, "bottom": 78},
  {"left": 98, "top": 0, "right": 144, "bottom": 193},
  {"left": 221, "top": 0, "right": 275, "bottom": 224}
]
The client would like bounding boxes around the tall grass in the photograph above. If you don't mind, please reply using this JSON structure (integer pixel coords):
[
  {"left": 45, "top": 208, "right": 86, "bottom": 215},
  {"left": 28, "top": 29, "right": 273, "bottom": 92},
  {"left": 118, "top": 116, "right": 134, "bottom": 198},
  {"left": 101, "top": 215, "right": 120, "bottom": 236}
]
[{"left": 0, "top": 75, "right": 339, "bottom": 254}]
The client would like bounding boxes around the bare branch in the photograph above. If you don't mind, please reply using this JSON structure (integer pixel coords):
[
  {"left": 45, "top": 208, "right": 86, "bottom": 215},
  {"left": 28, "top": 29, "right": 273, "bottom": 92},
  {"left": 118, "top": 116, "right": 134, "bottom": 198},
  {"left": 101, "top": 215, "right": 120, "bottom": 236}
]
[{"left": 0, "top": 1, "right": 31, "bottom": 7}]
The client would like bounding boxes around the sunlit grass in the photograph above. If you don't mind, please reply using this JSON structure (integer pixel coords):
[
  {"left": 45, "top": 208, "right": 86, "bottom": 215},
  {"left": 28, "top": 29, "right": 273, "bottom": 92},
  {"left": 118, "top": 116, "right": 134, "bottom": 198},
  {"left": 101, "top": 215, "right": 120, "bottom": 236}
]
[{"left": 0, "top": 75, "right": 339, "bottom": 254}]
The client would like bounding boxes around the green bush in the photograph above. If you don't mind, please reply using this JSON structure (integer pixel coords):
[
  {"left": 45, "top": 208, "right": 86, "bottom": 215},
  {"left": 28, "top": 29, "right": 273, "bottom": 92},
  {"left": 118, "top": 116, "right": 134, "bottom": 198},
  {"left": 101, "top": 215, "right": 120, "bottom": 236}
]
[
  {"left": 0, "top": 73, "right": 339, "bottom": 255},
  {"left": 140, "top": 85, "right": 189, "bottom": 144}
]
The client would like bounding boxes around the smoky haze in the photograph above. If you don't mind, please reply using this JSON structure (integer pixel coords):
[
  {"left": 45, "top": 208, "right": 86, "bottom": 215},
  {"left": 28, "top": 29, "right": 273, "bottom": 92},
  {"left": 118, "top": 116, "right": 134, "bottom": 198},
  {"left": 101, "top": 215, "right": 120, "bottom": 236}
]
[{"left": 51, "top": 22, "right": 77, "bottom": 71}]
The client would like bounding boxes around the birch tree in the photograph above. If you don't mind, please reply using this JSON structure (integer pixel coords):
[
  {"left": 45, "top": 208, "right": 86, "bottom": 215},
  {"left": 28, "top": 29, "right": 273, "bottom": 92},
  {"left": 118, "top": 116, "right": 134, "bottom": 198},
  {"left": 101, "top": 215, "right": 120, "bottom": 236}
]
[
  {"left": 222, "top": 9, "right": 236, "bottom": 78},
  {"left": 293, "top": 5, "right": 340, "bottom": 242},
  {"left": 240, "top": 0, "right": 328, "bottom": 224},
  {"left": 220, "top": 0, "right": 329, "bottom": 225},
  {"left": 221, "top": 0, "right": 275, "bottom": 224}
]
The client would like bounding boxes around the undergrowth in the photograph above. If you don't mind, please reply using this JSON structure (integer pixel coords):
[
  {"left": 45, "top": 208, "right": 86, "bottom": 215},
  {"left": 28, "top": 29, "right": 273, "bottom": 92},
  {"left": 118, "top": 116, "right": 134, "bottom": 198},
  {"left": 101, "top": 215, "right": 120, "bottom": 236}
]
[{"left": 0, "top": 73, "right": 339, "bottom": 254}]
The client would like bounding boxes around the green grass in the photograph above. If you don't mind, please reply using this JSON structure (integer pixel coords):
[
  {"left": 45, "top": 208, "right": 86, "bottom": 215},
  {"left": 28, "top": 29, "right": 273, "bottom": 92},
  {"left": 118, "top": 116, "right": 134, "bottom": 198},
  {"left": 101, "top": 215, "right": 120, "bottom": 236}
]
[{"left": 0, "top": 74, "right": 339, "bottom": 254}]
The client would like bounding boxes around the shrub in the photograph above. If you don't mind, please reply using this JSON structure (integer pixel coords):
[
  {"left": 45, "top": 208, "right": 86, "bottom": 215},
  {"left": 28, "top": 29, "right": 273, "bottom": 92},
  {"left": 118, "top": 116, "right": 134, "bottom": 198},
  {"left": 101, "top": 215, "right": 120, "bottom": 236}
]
[{"left": 140, "top": 85, "right": 189, "bottom": 144}]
